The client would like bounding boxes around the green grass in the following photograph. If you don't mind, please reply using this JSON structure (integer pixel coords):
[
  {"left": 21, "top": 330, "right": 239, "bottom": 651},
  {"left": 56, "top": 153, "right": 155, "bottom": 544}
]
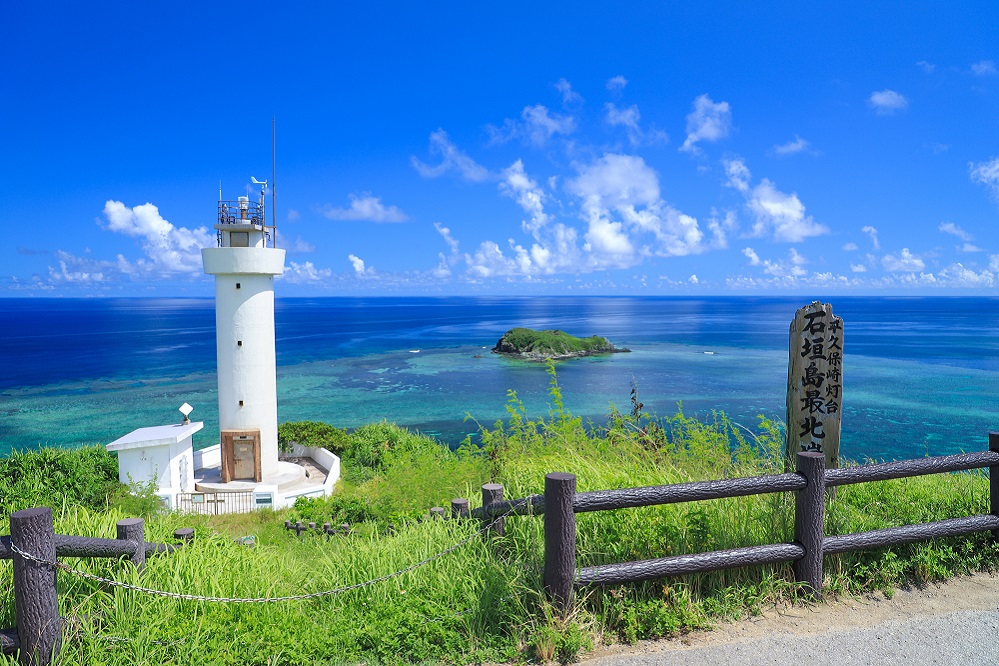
[{"left": 1, "top": 371, "right": 996, "bottom": 664}]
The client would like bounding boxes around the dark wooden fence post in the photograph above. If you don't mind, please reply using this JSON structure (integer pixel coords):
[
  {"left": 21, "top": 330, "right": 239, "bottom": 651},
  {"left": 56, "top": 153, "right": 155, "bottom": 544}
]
[
  {"left": 543, "top": 472, "right": 576, "bottom": 615},
  {"left": 990, "top": 432, "right": 999, "bottom": 538},
  {"left": 429, "top": 507, "right": 446, "bottom": 520},
  {"left": 116, "top": 518, "right": 145, "bottom": 573},
  {"left": 451, "top": 498, "right": 470, "bottom": 519},
  {"left": 10, "top": 508, "right": 61, "bottom": 666},
  {"left": 174, "top": 528, "right": 195, "bottom": 543},
  {"left": 794, "top": 451, "right": 826, "bottom": 599},
  {"left": 481, "top": 483, "right": 505, "bottom": 536}
]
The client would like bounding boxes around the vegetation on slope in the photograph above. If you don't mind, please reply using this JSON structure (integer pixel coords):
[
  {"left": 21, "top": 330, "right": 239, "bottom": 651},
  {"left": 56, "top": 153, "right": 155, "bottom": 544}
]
[
  {"left": 492, "top": 327, "right": 627, "bottom": 360},
  {"left": 1, "top": 366, "right": 996, "bottom": 664}
]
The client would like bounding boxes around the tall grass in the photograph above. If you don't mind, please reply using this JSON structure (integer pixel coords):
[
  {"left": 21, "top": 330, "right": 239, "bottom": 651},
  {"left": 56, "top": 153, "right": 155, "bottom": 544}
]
[{"left": 1, "top": 367, "right": 996, "bottom": 664}]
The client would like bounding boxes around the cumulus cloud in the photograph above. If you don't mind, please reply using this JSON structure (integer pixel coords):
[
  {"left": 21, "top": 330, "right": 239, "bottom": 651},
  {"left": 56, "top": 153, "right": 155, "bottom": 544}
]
[
  {"left": 555, "top": 78, "right": 583, "bottom": 106},
  {"left": 604, "top": 102, "right": 667, "bottom": 146},
  {"left": 47, "top": 250, "right": 116, "bottom": 283},
  {"left": 499, "top": 160, "right": 552, "bottom": 239},
  {"left": 680, "top": 95, "right": 732, "bottom": 154},
  {"left": 990, "top": 254, "right": 999, "bottom": 272},
  {"left": 723, "top": 159, "right": 828, "bottom": 242},
  {"left": 842, "top": 242, "right": 859, "bottom": 251},
  {"left": 321, "top": 193, "right": 408, "bottom": 223},
  {"left": 868, "top": 89, "right": 909, "bottom": 115},
  {"left": 282, "top": 261, "right": 332, "bottom": 283},
  {"left": 742, "top": 247, "right": 808, "bottom": 278},
  {"left": 916, "top": 60, "right": 935, "bottom": 74},
  {"left": 771, "top": 135, "right": 810, "bottom": 157},
  {"left": 488, "top": 105, "right": 576, "bottom": 147},
  {"left": 850, "top": 263, "right": 867, "bottom": 272},
  {"left": 347, "top": 254, "right": 369, "bottom": 275},
  {"left": 606, "top": 75, "right": 628, "bottom": 93},
  {"left": 971, "top": 60, "right": 997, "bottom": 76},
  {"left": 102, "top": 200, "right": 212, "bottom": 276},
  {"left": 882, "top": 248, "right": 925, "bottom": 272},
  {"left": 938, "top": 222, "right": 973, "bottom": 242},
  {"left": 412, "top": 129, "right": 490, "bottom": 182},
  {"left": 861, "top": 225, "right": 880, "bottom": 250},
  {"left": 970, "top": 158, "right": 999, "bottom": 200}
]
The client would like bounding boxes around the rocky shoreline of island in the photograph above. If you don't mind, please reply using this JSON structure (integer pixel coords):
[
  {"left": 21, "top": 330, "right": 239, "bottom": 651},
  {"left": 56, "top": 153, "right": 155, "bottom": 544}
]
[{"left": 491, "top": 327, "right": 631, "bottom": 361}]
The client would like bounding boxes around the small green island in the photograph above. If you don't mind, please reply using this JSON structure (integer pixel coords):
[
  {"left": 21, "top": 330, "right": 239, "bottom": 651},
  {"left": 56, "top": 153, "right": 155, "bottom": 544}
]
[{"left": 492, "top": 327, "right": 630, "bottom": 360}]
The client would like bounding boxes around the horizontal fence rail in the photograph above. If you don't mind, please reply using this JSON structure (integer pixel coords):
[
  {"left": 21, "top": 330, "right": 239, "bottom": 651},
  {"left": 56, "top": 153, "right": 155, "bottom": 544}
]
[
  {"left": 465, "top": 433, "right": 998, "bottom": 615},
  {"left": 825, "top": 450, "right": 999, "bottom": 487}
]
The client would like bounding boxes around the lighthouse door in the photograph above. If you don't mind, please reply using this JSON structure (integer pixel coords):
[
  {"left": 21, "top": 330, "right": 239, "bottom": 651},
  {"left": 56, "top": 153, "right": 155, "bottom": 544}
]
[{"left": 220, "top": 429, "right": 262, "bottom": 483}]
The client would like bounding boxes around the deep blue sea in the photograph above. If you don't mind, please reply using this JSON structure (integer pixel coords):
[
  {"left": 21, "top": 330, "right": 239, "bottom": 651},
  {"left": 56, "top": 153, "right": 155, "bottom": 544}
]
[{"left": 1, "top": 296, "right": 997, "bottom": 462}]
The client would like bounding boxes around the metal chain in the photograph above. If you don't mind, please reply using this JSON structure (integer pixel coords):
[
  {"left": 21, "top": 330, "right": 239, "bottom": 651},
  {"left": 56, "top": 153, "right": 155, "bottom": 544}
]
[{"left": 7, "top": 495, "right": 539, "bottom": 604}]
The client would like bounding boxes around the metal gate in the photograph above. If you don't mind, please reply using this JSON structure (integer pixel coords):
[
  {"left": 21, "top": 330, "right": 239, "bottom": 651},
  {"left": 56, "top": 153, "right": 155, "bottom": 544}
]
[{"left": 177, "top": 491, "right": 254, "bottom": 515}]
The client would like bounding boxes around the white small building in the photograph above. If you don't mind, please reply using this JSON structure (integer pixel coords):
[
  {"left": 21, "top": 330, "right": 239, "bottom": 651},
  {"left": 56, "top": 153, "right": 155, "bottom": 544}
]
[{"left": 106, "top": 421, "right": 204, "bottom": 508}]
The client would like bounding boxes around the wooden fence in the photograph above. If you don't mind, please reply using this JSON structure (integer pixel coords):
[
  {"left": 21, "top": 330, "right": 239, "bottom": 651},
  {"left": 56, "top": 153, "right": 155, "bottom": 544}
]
[
  {"left": 0, "top": 508, "right": 189, "bottom": 666},
  {"left": 466, "top": 433, "right": 999, "bottom": 613}
]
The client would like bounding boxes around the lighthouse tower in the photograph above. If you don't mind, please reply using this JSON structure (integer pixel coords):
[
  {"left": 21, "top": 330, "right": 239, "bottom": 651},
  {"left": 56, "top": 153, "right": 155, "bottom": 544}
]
[{"left": 202, "top": 179, "right": 285, "bottom": 481}]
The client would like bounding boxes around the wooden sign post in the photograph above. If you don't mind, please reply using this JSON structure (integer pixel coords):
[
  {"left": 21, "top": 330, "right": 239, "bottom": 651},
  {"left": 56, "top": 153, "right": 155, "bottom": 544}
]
[{"left": 786, "top": 302, "right": 843, "bottom": 472}]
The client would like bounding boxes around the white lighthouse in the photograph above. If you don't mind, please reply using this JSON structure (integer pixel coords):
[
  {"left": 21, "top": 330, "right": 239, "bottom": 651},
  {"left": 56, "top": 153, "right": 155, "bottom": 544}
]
[{"left": 202, "top": 179, "right": 285, "bottom": 481}]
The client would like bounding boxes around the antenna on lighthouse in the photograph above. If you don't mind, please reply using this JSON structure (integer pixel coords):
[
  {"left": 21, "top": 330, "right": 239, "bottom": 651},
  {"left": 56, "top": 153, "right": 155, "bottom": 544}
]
[{"left": 271, "top": 116, "right": 277, "bottom": 248}]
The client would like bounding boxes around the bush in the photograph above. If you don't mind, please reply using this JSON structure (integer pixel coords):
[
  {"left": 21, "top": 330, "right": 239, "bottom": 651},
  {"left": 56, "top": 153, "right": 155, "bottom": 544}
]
[
  {"left": 0, "top": 445, "right": 123, "bottom": 517},
  {"left": 277, "top": 420, "right": 350, "bottom": 454}
]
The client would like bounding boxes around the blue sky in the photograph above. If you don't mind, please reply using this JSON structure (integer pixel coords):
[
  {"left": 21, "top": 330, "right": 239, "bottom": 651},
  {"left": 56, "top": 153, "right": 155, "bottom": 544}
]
[{"left": 3, "top": 2, "right": 998, "bottom": 296}]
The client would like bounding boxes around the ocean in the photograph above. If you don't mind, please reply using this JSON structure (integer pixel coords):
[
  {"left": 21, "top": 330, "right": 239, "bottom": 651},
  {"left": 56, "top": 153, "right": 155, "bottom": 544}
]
[{"left": 1, "top": 296, "right": 997, "bottom": 462}]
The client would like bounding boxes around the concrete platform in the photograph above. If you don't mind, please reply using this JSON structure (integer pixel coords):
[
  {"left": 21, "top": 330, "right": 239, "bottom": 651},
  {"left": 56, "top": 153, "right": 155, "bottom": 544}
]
[{"left": 195, "top": 460, "right": 311, "bottom": 493}]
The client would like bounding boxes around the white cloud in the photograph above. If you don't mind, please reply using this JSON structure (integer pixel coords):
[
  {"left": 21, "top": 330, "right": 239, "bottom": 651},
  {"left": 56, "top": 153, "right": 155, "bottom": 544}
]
[
  {"left": 47, "top": 250, "right": 114, "bottom": 283},
  {"left": 680, "top": 94, "right": 732, "bottom": 154},
  {"left": 990, "top": 255, "right": 999, "bottom": 272},
  {"left": 868, "top": 89, "right": 909, "bottom": 115},
  {"left": 688, "top": 275, "right": 699, "bottom": 284},
  {"left": 723, "top": 158, "right": 751, "bottom": 193},
  {"left": 971, "top": 60, "right": 997, "bottom": 76},
  {"left": 861, "top": 225, "right": 880, "bottom": 250},
  {"left": 842, "top": 242, "right": 859, "bottom": 251},
  {"left": 412, "top": 129, "right": 490, "bottom": 182},
  {"left": 282, "top": 261, "right": 332, "bottom": 283},
  {"left": 606, "top": 75, "right": 628, "bottom": 92},
  {"left": 970, "top": 158, "right": 999, "bottom": 200},
  {"left": 321, "top": 193, "right": 408, "bottom": 223},
  {"left": 706, "top": 209, "right": 736, "bottom": 249},
  {"left": 604, "top": 103, "right": 667, "bottom": 146},
  {"left": 723, "top": 159, "right": 827, "bottom": 242},
  {"left": 743, "top": 247, "right": 808, "bottom": 278},
  {"left": 850, "top": 263, "right": 867, "bottom": 272},
  {"left": 102, "top": 200, "right": 212, "bottom": 276},
  {"left": 916, "top": 60, "right": 935, "bottom": 74},
  {"left": 938, "top": 221, "right": 974, "bottom": 242},
  {"left": 347, "top": 254, "right": 369, "bottom": 275},
  {"left": 555, "top": 78, "right": 583, "bottom": 106},
  {"left": 882, "top": 248, "right": 925, "bottom": 272},
  {"left": 286, "top": 208, "right": 301, "bottom": 221},
  {"left": 605, "top": 103, "right": 640, "bottom": 131},
  {"left": 499, "top": 160, "right": 552, "bottom": 239},
  {"left": 434, "top": 222, "right": 460, "bottom": 255},
  {"left": 488, "top": 105, "right": 576, "bottom": 147},
  {"left": 772, "top": 135, "right": 810, "bottom": 157}
]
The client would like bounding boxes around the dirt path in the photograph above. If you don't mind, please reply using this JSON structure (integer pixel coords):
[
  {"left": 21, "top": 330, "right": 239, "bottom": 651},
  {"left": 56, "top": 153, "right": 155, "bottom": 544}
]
[{"left": 581, "top": 573, "right": 999, "bottom": 665}]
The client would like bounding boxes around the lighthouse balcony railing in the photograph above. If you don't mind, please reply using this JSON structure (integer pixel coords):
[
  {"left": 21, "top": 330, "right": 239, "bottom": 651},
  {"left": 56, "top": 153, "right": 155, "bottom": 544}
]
[{"left": 218, "top": 200, "right": 269, "bottom": 227}]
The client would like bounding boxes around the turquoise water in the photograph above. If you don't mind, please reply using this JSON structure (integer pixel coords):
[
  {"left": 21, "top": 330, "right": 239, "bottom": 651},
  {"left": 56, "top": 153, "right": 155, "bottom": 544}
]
[{"left": 1, "top": 296, "right": 997, "bottom": 461}]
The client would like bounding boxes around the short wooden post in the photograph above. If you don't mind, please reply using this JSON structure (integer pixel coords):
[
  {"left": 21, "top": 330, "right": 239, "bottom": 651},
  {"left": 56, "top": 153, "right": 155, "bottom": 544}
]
[
  {"left": 116, "top": 518, "right": 145, "bottom": 573},
  {"left": 429, "top": 507, "right": 446, "bottom": 520},
  {"left": 10, "top": 507, "right": 61, "bottom": 666},
  {"left": 451, "top": 498, "right": 470, "bottom": 519},
  {"left": 794, "top": 452, "right": 826, "bottom": 599},
  {"left": 543, "top": 473, "right": 576, "bottom": 615},
  {"left": 481, "top": 483, "right": 505, "bottom": 536},
  {"left": 174, "top": 528, "right": 195, "bottom": 542},
  {"left": 989, "top": 432, "right": 999, "bottom": 538}
]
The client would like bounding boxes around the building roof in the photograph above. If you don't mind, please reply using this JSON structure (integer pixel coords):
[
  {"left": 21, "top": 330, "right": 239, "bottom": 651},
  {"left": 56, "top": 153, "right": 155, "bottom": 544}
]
[{"left": 106, "top": 422, "right": 204, "bottom": 452}]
